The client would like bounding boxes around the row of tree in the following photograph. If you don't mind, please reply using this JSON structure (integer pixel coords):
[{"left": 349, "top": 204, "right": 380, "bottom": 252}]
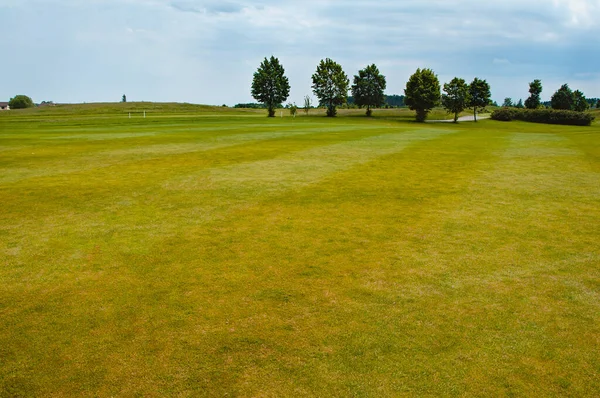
[
  {"left": 251, "top": 56, "right": 389, "bottom": 118},
  {"left": 502, "top": 80, "right": 593, "bottom": 112},
  {"left": 251, "top": 56, "right": 493, "bottom": 121},
  {"left": 439, "top": 75, "right": 491, "bottom": 122}
]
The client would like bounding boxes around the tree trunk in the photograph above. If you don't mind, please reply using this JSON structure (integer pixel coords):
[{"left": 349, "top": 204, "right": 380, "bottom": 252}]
[
  {"left": 473, "top": 107, "right": 477, "bottom": 122},
  {"left": 415, "top": 109, "right": 427, "bottom": 122}
]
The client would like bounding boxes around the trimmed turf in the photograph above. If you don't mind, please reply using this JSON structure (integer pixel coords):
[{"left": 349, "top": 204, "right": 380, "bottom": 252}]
[{"left": 1, "top": 104, "right": 599, "bottom": 396}]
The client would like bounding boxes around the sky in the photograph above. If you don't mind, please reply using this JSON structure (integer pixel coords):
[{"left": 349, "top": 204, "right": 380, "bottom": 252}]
[{"left": 1, "top": 0, "right": 598, "bottom": 106}]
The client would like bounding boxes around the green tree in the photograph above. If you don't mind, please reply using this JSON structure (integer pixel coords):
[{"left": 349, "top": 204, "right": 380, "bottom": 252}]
[
  {"left": 572, "top": 90, "right": 589, "bottom": 112},
  {"left": 122, "top": 94, "right": 127, "bottom": 103},
  {"left": 441, "top": 77, "right": 470, "bottom": 122},
  {"left": 524, "top": 79, "right": 542, "bottom": 109},
  {"left": 502, "top": 97, "right": 513, "bottom": 107},
  {"left": 404, "top": 68, "right": 440, "bottom": 122},
  {"left": 311, "top": 58, "right": 349, "bottom": 117},
  {"left": 351, "top": 64, "right": 387, "bottom": 117},
  {"left": 597, "top": 99, "right": 600, "bottom": 109},
  {"left": 289, "top": 103, "right": 298, "bottom": 116},
  {"left": 551, "top": 84, "right": 574, "bottom": 110},
  {"left": 468, "top": 77, "right": 491, "bottom": 121},
  {"left": 251, "top": 56, "right": 291, "bottom": 117},
  {"left": 515, "top": 99, "right": 524, "bottom": 109},
  {"left": 304, "top": 95, "right": 312, "bottom": 115},
  {"left": 8, "top": 95, "right": 34, "bottom": 109}
]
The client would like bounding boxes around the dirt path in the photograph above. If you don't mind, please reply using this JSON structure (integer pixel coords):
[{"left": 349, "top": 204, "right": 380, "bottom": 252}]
[{"left": 428, "top": 114, "right": 491, "bottom": 123}]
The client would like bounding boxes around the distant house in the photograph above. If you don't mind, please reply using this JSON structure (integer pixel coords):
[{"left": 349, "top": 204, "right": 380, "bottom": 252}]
[{"left": 0, "top": 102, "right": 9, "bottom": 111}]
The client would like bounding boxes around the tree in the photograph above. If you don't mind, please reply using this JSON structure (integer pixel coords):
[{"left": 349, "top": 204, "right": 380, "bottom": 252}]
[
  {"left": 8, "top": 95, "right": 34, "bottom": 109},
  {"left": 468, "top": 77, "right": 491, "bottom": 121},
  {"left": 304, "top": 95, "right": 312, "bottom": 115},
  {"left": 551, "top": 84, "right": 573, "bottom": 110},
  {"left": 502, "top": 98, "right": 513, "bottom": 107},
  {"left": 311, "top": 58, "right": 349, "bottom": 117},
  {"left": 122, "top": 94, "right": 127, "bottom": 103},
  {"left": 441, "top": 77, "right": 470, "bottom": 122},
  {"left": 572, "top": 90, "right": 589, "bottom": 112},
  {"left": 524, "top": 79, "right": 542, "bottom": 109},
  {"left": 251, "top": 56, "right": 291, "bottom": 117},
  {"left": 289, "top": 103, "right": 298, "bottom": 116},
  {"left": 597, "top": 99, "right": 600, "bottom": 109},
  {"left": 404, "top": 68, "right": 440, "bottom": 122},
  {"left": 351, "top": 64, "right": 387, "bottom": 117},
  {"left": 515, "top": 99, "right": 524, "bottom": 108}
]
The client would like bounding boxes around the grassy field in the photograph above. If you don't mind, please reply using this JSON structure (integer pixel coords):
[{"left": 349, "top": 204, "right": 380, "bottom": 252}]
[{"left": 1, "top": 103, "right": 599, "bottom": 396}]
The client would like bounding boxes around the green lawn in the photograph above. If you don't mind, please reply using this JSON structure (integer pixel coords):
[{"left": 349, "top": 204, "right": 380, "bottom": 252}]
[{"left": 1, "top": 104, "right": 599, "bottom": 396}]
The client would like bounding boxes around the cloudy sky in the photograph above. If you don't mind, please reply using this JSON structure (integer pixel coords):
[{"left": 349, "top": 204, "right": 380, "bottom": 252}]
[{"left": 1, "top": 0, "right": 598, "bottom": 105}]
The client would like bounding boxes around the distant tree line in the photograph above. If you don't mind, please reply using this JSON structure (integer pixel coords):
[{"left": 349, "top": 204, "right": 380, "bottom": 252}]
[
  {"left": 348, "top": 94, "right": 405, "bottom": 108},
  {"left": 503, "top": 80, "right": 593, "bottom": 112},
  {"left": 233, "top": 103, "right": 279, "bottom": 109}
]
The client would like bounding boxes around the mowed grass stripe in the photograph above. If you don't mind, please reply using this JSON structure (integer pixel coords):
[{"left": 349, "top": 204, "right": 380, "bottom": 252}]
[
  {"left": 0, "top": 123, "right": 403, "bottom": 225},
  {"left": 0, "top": 123, "right": 391, "bottom": 184},
  {"left": 2, "top": 123, "right": 434, "bottom": 284},
  {"left": 165, "top": 128, "right": 455, "bottom": 196}
]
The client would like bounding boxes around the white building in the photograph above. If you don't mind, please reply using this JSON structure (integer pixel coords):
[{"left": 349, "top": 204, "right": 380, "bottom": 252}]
[{"left": 0, "top": 102, "right": 9, "bottom": 111}]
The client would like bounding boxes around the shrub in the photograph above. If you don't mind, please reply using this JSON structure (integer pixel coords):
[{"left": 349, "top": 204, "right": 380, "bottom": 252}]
[
  {"left": 490, "top": 108, "right": 516, "bottom": 121},
  {"left": 491, "top": 108, "right": 595, "bottom": 126},
  {"left": 9, "top": 95, "right": 34, "bottom": 109}
]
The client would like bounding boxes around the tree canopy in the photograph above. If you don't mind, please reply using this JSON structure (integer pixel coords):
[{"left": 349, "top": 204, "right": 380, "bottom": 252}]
[
  {"left": 251, "top": 56, "right": 291, "bottom": 117},
  {"left": 351, "top": 64, "right": 387, "bottom": 116},
  {"left": 551, "top": 84, "right": 574, "bottom": 110},
  {"left": 502, "top": 98, "right": 513, "bottom": 107},
  {"left": 572, "top": 90, "right": 589, "bottom": 112},
  {"left": 404, "top": 68, "right": 440, "bottom": 122},
  {"left": 311, "top": 58, "right": 349, "bottom": 117},
  {"left": 8, "top": 95, "right": 34, "bottom": 109},
  {"left": 442, "top": 77, "right": 470, "bottom": 123},
  {"left": 524, "top": 79, "right": 542, "bottom": 109},
  {"left": 468, "top": 78, "right": 491, "bottom": 121}
]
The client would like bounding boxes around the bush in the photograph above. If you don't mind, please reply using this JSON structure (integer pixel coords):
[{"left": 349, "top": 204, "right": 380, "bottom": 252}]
[
  {"left": 490, "top": 108, "right": 516, "bottom": 121},
  {"left": 491, "top": 108, "right": 594, "bottom": 126},
  {"left": 9, "top": 95, "right": 34, "bottom": 109}
]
